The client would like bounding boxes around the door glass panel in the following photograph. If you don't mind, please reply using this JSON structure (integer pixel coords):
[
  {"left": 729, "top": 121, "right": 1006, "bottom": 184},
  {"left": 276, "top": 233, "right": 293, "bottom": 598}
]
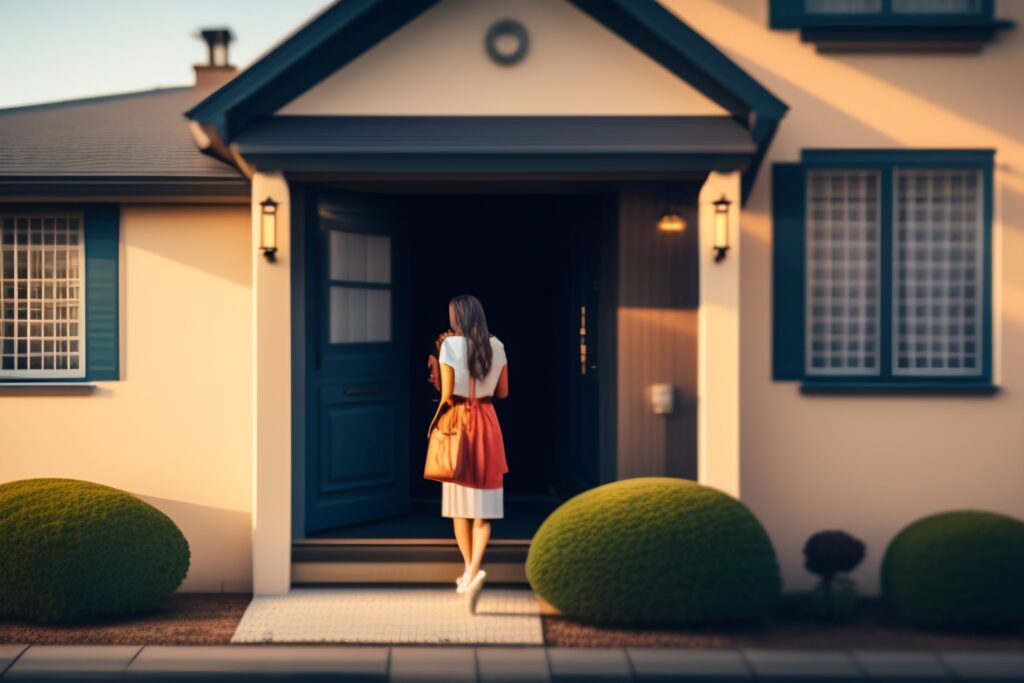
[
  {"left": 329, "top": 231, "right": 391, "bottom": 284},
  {"left": 330, "top": 287, "right": 391, "bottom": 343}
]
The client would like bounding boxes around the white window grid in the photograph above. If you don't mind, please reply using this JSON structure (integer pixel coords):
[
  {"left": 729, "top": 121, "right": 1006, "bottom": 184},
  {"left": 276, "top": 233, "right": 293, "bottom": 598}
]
[
  {"left": 0, "top": 213, "right": 86, "bottom": 379},
  {"left": 805, "top": 169, "right": 882, "bottom": 376},
  {"left": 893, "top": 168, "right": 984, "bottom": 376}
]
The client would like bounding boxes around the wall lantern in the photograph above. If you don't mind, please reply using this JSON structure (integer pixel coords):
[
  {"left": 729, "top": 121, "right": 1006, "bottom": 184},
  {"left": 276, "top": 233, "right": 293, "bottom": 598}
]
[
  {"left": 259, "top": 197, "right": 278, "bottom": 261},
  {"left": 712, "top": 195, "right": 731, "bottom": 262},
  {"left": 657, "top": 211, "right": 686, "bottom": 233}
]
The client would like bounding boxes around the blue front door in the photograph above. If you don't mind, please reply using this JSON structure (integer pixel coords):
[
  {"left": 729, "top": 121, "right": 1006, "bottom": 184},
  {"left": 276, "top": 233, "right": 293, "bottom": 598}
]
[{"left": 305, "top": 191, "right": 409, "bottom": 534}]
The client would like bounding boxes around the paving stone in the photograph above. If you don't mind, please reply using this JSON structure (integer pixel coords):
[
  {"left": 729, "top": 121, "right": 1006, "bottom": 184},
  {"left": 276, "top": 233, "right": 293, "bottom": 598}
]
[
  {"left": 389, "top": 647, "right": 477, "bottom": 683},
  {"left": 547, "top": 648, "right": 632, "bottom": 682},
  {"left": 6, "top": 645, "right": 141, "bottom": 678},
  {"left": 939, "top": 652, "right": 1024, "bottom": 681},
  {"left": 477, "top": 647, "right": 551, "bottom": 683},
  {"left": 128, "top": 645, "right": 387, "bottom": 680},
  {"left": 741, "top": 649, "right": 864, "bottom": 680},
  {"left": 0, "top": 646, "right": 28, "bottom": 676},
  {"left": 851, "top": 651, "right": 951, "bottom": 681},
  {"left": 627, "top": 648, "right": 752, "bottom": 681},
  {"left": 231, "top": 588, "right": 541, "bottom": 644}
]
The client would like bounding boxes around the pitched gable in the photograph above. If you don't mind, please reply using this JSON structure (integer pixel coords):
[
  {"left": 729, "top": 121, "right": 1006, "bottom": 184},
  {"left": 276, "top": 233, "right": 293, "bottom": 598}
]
[{"left": 278, "top": 0, "right": 727, "bottom": 116}]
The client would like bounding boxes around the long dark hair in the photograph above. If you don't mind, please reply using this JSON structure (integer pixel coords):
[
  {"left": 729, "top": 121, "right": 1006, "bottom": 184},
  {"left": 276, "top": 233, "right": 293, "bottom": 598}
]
[{"left": 449, "top": 294, "right": 492, "bottom": 381}]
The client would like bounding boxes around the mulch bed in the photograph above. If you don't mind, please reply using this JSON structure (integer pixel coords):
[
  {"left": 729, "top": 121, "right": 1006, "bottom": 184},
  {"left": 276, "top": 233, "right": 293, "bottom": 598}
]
[
  {"left": 543, "top": 604, "right": 1024, "bottom": 650},
  {"left": 0, "top": 594, "right": 250, "bottom": 645},
  {"left": 4, "top": 594, "right": 1024, "bottom": 650}
]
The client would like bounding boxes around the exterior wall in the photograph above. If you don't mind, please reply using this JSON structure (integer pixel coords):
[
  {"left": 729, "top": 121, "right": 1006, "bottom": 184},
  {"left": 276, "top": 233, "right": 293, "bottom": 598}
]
[
  {"left": 616, "top": 185, "right": 700, "bottom": 481},
  {"left": 0, "top": 204, "right": 253, "bottom": 593},
  {"left": 664, "top": 0, "right": 1024, "bottom": 594},
  {"left": 279, "top": 0, "right": 726, "bottom": 116}
]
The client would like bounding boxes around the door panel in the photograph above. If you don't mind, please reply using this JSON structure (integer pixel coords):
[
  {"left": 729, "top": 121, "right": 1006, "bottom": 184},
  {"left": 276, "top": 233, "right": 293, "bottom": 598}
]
[{"left": 306, "top": 192, "right": 409, "bottom": 534}]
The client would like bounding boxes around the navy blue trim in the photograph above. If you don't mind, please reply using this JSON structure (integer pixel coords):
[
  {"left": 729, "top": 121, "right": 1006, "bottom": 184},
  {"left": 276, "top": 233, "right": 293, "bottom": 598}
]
[
  {"left": 772, "top": 163, "right": 806, "bottom": 380},
  {"left": 803, "top": 149, "right": 995, "bottom": 166},
  {"left": 186, "top": 0, "right": 441, "bottom": 142},
  {"left": 83, "top": 205, "right": 120, "bottom": 381},
  {"left": 567, "top": 0, "right": 787, "bottom": 120},
  {"left": 772, "top": 0, "right": 1001, "bottom": 27},
  {"left": 0, "top": 178, "right": 248, "bottom": 198},
  {"left": 770, "top": 0, "right": 1012, "bottom": 48},
  {"left": 801, "top": 381, "right": 999, "bottom": 395},
  {"left": 774, "top": 149, "right": 995, "bottom": 392},
  {"left": 241, "top": 152, "right": 754, "bottom": 175}
]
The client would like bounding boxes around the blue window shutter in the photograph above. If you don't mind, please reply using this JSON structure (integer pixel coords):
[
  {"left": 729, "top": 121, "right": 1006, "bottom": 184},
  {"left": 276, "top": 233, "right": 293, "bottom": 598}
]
[
  {"left": 84, "top": 205, "right": 120, "bottom": 380},
  {"left": 772, "top": 163, "right": 805, "bottom": 380}
]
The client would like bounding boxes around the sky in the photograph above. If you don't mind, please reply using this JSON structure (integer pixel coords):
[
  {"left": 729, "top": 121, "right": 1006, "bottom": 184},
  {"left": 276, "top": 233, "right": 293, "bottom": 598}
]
[{"left": 0, "top": 0, "right": 331, "bottom": 109}]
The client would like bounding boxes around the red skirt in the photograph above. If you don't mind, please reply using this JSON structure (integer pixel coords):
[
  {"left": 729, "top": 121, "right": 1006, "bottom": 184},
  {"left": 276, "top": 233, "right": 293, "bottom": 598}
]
[{"left": 448, "top": 398, "right": 508, "bottom": 490}]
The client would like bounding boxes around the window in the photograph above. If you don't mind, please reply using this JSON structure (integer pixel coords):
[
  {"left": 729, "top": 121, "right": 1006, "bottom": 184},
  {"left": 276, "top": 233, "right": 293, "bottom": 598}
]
[
  {"left": 769, "top": 0, "right": 1012, "bottom": 50},
  {"left": 327, "top": 230, "right": 392, "bottom": 344},
  {"left": 772, "top": 151, "right": 994, "bottom": 391},
  {"left": 1, "top": 214, "right": 85, "bottom": 377},
  {"left": 0, "top": 206, "right": 119, "bottom": 382}
]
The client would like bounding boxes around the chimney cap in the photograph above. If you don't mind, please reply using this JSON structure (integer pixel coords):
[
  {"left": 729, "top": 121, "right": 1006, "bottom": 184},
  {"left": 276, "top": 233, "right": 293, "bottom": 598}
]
[
  {"left": 198, "top": 27, "right": 234, "bottom": 45},
  {"left": 195, "top": 27, "right": 234, "bottom": 68}
]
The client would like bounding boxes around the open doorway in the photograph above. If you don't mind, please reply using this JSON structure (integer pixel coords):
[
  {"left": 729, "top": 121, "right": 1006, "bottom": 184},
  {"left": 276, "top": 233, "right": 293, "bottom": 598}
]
[{"left": 304, "top": 191, "right": 613, "bottom": 540}]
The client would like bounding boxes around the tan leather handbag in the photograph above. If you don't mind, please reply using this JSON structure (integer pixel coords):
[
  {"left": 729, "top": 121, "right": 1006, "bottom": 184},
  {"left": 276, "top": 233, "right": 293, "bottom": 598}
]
[{"left": 423, "top": 376, "right": 475, "bottom": 484}]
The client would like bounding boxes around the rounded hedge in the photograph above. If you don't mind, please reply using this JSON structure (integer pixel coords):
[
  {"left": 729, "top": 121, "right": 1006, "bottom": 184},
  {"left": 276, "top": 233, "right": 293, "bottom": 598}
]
[
  {"left": 881, "top": 510, "right": 1024, "bottom": 631},
  {"left": 0, "top": 478, "right": 190, "bottom": 624},
  {"left": 526, "top": 477, "right": 781, "bottom": 627}
]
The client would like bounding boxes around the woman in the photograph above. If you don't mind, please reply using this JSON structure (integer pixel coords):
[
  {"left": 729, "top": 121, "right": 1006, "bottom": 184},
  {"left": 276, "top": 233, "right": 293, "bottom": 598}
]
[{"left": 426, "top": 295, "right": 509, "bottom": 613}]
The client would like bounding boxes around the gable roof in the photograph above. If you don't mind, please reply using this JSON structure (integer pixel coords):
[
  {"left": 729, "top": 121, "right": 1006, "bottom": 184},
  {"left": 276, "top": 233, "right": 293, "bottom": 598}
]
[
  {"left": 186, "top": 0, "right": 787, "bottom": 169},
  {"left": 0, "top": 87, "right": 247, "bottom": 198}
]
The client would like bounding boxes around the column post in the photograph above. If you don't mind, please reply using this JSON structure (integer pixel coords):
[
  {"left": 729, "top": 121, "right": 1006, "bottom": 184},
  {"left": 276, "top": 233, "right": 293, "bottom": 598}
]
[
  {"left": 251, "top": 171, "right": 292, "bottom": 595},
  {"left": 697, "top": 171, "right": 742, "bottom": 497}
]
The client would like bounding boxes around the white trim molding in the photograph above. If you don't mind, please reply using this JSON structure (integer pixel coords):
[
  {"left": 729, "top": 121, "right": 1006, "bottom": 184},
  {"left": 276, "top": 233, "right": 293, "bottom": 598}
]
[
  {"left": 251, "top": 171, "right": 292, "bottom": 595},
  {"left": 697, "top": 171, "right": 741, "bottom": 498}
]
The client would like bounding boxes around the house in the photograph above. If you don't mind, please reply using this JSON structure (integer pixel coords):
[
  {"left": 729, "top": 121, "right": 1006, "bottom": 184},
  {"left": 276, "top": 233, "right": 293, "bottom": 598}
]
[{"left": 1, "top": 0, "right": 1020, "bottom": 597}]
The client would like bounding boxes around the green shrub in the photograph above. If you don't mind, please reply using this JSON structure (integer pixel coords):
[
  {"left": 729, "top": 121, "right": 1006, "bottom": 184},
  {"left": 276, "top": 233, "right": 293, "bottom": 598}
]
[
  {"left": 0, "top": 478, "right": 190, "bottom": 623},
  {"left": 881, "top": 510, "right": 1024, "bottom": 630},
  {"left": 526, "top": 477, "right": 781, "bottom": 627},
  {"left": 801, "top": 530, "right": 866, "bottom": 622}
]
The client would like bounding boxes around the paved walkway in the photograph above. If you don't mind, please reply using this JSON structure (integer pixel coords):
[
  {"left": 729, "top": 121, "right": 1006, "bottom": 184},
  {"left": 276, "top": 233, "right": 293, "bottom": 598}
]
[
  {"left": 232, "top": 587, "right": 543, "bottom": 644},
  {"left": 2, "top": 644, "right": 1023, "bottom": 681}
]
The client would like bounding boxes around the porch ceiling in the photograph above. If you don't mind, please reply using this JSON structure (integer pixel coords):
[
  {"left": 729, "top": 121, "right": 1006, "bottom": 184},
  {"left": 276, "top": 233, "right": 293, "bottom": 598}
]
[{"left": 231, "top": 115, "right": 758, "bottom": 175}]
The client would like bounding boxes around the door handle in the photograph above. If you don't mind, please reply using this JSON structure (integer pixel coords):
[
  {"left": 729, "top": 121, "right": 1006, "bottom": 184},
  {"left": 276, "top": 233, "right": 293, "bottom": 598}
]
[
  {"left": 579, "top": 305, "right": 588, "bottom": 376},
  {"left": 345, "top": 386, "right": 386, "bottom": 396}
]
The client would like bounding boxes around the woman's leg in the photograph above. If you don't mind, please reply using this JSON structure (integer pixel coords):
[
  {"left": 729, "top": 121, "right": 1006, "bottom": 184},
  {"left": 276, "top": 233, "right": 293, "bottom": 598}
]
[
  {"left": 468, "top": 518, "right": 491, "bottom": 577},
  {"left": 453, "top": 518, "right": 473, "bottom": 569}
]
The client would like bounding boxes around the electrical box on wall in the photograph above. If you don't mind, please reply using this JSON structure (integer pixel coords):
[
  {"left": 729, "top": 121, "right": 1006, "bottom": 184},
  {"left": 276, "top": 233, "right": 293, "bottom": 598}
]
[{"left": 649, "top": 383, "right": 674, "bottom": 415}]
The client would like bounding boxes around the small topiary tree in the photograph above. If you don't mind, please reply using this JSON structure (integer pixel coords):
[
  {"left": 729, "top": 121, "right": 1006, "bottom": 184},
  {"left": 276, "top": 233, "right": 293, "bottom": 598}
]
[
  {"left": 526, "top": 477, "right": 781, "bottom": 627},
  {"left": 802, "top": 530, "right": 865, "bottom": 622},
  {"left": 881, "top": 510, "right": 1024, "bottom": 631},
  {"left": 0, "top": 478, "right": 190, "bottom": 624}
]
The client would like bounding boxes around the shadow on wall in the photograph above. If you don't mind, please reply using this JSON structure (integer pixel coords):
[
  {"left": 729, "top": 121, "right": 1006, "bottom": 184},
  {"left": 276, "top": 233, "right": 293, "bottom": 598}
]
[{"left": 137, "top": 494, "right": 252, "bottom": 594}]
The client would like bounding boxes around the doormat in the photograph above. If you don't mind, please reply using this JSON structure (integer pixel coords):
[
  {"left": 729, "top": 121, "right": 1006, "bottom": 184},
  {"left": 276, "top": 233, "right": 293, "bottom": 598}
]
[{"left": 230, "top": 587, "right": 544, "bottom": 645}]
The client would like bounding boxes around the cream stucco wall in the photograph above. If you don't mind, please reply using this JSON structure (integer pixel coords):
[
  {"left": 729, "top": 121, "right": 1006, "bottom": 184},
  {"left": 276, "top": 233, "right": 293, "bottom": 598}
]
[
  {"left": 279, "top": 0, "right": 726, "bottom": 116},
  {"left": 0, "top": 204, "right": 253, "bottom": 593},
  {"left": 662, "top": 0, "right": 1024, "bottom": 594}
]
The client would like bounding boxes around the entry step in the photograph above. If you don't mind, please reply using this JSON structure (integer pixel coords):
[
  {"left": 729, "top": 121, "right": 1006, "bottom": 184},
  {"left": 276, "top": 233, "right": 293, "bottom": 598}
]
[{"left": 291, "top": 539, "right": 530, "bottom": 584}]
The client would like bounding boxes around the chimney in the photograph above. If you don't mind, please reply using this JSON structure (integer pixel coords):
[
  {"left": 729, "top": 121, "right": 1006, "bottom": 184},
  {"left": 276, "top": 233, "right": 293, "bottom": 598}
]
[{"left": 194, "top": 28, "right": 237, "bottom": 89}]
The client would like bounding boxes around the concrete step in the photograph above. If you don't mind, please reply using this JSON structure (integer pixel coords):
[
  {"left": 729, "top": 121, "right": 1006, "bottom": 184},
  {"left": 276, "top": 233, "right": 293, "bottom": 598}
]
[{"left": 291, "top": 539, "right": 530, "bottom": 584}]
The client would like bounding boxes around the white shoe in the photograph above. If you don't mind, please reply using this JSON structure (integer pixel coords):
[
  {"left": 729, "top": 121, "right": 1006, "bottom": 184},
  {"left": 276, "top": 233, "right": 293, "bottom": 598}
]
[
  {"left": 455, "top": 568, "right": 472, "bottom": 594},
  {"left": 464, "top": 569, "right": 486, "bottom": 613}
]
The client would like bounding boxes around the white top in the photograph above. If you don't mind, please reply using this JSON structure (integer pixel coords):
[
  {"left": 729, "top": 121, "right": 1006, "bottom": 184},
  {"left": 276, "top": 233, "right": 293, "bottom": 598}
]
[{"left": 439, "top": 335, "right": 507, "bottom": 398}]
